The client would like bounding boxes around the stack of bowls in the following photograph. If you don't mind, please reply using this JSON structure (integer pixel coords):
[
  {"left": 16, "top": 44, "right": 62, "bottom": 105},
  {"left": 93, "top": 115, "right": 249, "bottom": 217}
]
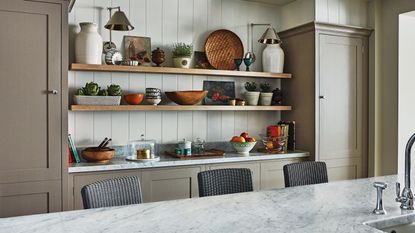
[{"left": 146, "top": 88, "right": 162, "bottom": 105}]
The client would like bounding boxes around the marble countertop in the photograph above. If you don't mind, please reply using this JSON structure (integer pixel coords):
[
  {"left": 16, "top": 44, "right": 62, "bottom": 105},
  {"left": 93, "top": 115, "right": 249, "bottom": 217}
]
[
  {"left": 1, "top": 175, "right": 413, "bottom": 233},
  {"left": 68, "top": 151, "right": 310, "bottom": 173}
]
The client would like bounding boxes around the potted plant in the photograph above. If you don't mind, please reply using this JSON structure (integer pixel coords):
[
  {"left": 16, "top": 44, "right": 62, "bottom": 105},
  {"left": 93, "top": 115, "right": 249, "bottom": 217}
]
[
  {"left": 244, "top": 82, "right": 260, "bottom": 106},
  {"left": 172, "top": 42, "right": 193, "bottom": 69},
  {"left": 74, "top": 82, "right": 123, "bottom": 105},
  {"left": 259, "top": 82, "right": 273, "bottom": 106}
]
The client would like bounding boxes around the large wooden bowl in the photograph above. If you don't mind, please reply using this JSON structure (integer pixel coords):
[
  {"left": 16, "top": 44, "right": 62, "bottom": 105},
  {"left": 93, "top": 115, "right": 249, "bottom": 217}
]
[
  {"left": 81, "top": 147, "right": 115, "bottom": 163},
  {"left": 165, "top": 90, "right": 208, "bottom": 105}
]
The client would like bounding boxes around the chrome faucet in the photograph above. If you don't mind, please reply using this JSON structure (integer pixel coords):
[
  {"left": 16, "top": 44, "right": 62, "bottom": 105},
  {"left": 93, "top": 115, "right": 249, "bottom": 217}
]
[{"left": 396, "top": 133, "right": 415, "bottom": 210}]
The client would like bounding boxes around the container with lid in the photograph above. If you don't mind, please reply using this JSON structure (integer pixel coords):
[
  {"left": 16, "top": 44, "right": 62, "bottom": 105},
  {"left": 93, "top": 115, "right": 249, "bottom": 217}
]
[{"left": 125, "top": 134, "right": 156, "bottom": 159}]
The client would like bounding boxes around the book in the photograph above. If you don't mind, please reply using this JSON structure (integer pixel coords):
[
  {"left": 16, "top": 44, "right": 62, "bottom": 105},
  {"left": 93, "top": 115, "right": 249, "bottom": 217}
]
[
  {"left": 68, "top": 134, "right": 80, "bottom": 163},
  {"left": 68, "top": 146, "right": 73, "bottom": 163}
]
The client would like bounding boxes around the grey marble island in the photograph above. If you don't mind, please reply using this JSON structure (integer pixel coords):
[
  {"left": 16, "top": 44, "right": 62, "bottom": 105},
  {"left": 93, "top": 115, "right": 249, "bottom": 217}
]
[{"left": 1, "top": 175, "right": 413, "bottom": 233}]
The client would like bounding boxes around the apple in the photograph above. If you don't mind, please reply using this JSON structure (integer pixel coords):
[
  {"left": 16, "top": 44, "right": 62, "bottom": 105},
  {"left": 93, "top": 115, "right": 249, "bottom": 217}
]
[
  {"left": 245, "top": 137, "right": 256, "bottom": 142},
  {"left": 240, "top": 132, "right": 249, "bottom": 139},
  {"left": 231, "top": 136, "right": 246, "bottom": 142}
]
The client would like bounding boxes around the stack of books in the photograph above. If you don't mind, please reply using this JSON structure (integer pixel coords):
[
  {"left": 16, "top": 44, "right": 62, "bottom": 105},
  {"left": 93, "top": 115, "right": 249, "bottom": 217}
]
[{"left": 68, "top": 134, "right": 80, "bottom": 163}]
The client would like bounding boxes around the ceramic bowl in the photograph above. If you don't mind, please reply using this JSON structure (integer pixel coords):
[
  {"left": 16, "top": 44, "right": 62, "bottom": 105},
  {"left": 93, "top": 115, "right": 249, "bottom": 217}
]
[
  {"left": 230, "top": 141, "right": 257, "bottom": 155},
  {"left": 146, "top": 88, "right": 161, "bottom": 93},
  {"left": 146, "top": 98, "right": 161, "bottom": 105},
  {"left": 165, "top": 90, "right": 208, "bottom": 105},
  {"left": 81, "top": 147, "right": 115, "bottom": 163},
  {"left": 124, "top": 93, "right": 144, "bottom": 105}
]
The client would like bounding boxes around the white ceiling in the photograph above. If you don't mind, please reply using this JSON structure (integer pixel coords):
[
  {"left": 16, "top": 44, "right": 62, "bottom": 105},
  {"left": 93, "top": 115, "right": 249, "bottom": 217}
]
[{"left": 244, "top": 0, "right": 297, "bottom": 6}]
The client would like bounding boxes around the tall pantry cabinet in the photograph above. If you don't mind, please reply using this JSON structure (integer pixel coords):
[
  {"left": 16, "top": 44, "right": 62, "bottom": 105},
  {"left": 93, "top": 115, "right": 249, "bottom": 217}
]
[
  {"left": 280, "top": 22, "right": 371, "bottom": 181},
  {"left": 0, "top": 0, "right": 68, "bottom": 217}
]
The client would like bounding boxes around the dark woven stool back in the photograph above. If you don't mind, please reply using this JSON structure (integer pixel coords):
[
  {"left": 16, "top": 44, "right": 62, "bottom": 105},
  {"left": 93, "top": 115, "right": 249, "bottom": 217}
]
[
  {"left": 283, "top": 161, "right": 328, "bottom": 187},
  {"left": 198, "top": 168, "right": 253, "bottom": 197},
  {"left": 81, "top": 176, "right": 143, "bottom": 209}
]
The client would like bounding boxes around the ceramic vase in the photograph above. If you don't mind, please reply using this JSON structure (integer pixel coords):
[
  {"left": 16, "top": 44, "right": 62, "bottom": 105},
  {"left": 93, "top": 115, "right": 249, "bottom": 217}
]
[
  {"left": 245, "top": 91, "right": 260, "bottom": 106},
  {"left": 262, "top": 44, "right": 284, "bottom": 73},
  {"left": 75, "top": 22, "right": 103, "bottom": 64},
  {"left": 173, "top": 57, "right": 191, "bottom": 69},
  {"left": 259, "top": 92, "right": 273, "bottom": 106}
]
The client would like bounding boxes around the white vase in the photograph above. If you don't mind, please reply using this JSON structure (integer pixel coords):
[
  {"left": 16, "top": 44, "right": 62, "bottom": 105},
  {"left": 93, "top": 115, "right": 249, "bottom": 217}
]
[
  {"left": 262, "top": 44, "right": 284, "bottom": 73},
  {"left": 245, "top": 91, "right": 260, "bottom": 106},
  {"left": 173, "top": 57, "right": 192, "bottom": 69},
  {"left": 259, "top": 92, "right": 273, "bottom": 106},
  {"left": 75, "top": 22, "right": 103, "bottom": 64}
]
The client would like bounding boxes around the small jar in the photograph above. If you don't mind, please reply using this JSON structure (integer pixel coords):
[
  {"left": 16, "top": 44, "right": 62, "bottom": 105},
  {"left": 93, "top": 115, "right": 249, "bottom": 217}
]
[{"left": 193, "top": 138, "right": 205, "bottom": 154}]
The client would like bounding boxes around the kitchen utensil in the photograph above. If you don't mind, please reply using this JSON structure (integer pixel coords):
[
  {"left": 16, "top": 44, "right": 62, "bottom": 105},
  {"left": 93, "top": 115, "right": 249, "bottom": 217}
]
[
  {"left": 102, "top": 138, "right": 112, "bottom": 148},
  {"left": 165, "top": 90, "right": 208, "bottom": 105},
  {"left": 124, "top": 93, "right": 144, "bottom": 105},
  {"left": 230, "top": 141, "right": 257, "bottom": 155},
  {"left": 98, "top": 137, "right": 108, "bottom": 148},
  {"left": 205, "top": 29, "right": 244, "bottom": 70},
  {"left": 82, "top": 147, "right": 115, "bottom": 163}
]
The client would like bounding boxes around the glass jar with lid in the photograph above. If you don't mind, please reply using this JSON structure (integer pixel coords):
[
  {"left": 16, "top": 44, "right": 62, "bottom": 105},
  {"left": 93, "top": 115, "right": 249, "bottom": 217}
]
[{"left": 125, "top": 134, "right": 156, "bottom": 159}]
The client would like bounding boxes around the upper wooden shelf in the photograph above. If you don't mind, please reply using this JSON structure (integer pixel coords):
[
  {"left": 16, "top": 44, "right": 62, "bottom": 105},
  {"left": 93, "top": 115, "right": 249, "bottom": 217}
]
[
  {"left": 70, "top": 63, "right": 292, "bottom": 79},
  {"left": 70, "top": 105, "right": 292, "bottom": 112}
]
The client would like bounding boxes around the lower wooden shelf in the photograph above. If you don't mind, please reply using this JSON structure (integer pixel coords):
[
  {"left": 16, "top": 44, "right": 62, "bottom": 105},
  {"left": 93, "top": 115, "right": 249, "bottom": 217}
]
[{"left": 70, "top": 105, "right": 292, "bottom": 112}]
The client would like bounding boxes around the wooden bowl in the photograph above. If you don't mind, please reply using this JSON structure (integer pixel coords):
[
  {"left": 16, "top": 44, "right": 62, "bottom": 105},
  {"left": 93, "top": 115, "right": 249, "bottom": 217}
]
[
  {"left": 124, "top": 93, "right": 144, "bottom": 105},
  {"left": 165, "top": 90, "right": 208, "bottom": 105},
  {"left": 81, "top": 147, "right": 115, "bottom": 163}
]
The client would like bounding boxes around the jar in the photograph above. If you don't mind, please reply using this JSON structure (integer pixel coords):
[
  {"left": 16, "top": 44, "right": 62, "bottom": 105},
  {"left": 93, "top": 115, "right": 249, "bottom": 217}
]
[
  {"left": 75, "top": 22, "right": 103, "bottom": 64},
  {"left": 193, "top": 138, "right": 205, "bottom": 154},
  {"left": 126, "top": 135, "right": 156, "bottom": 159}
]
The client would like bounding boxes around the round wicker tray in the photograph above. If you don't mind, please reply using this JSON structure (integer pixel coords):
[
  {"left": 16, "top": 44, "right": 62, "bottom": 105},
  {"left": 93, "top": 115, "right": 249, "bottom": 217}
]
[{"left": 205, "top": 30, "right": 244, "bottom": 70}]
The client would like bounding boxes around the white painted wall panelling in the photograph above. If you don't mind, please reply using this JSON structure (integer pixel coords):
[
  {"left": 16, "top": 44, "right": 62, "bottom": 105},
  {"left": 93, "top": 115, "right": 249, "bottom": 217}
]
[{"left": 69, "top": 0, "right": 281, "bottom": 146}]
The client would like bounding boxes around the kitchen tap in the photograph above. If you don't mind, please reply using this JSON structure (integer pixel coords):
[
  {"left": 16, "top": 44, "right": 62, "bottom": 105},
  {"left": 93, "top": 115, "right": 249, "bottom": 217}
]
[{"left": 396, "top": 133, "right": 415, "bottom": 210}]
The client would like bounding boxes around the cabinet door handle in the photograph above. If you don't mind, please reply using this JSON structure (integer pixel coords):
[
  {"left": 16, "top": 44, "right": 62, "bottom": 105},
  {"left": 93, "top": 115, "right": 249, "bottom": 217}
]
[
  {"left": 49, "top": 90, "right": 59, "bottom": 95},
  {"left": 319, "top": 95, "right": 326, "bottom": 99}
]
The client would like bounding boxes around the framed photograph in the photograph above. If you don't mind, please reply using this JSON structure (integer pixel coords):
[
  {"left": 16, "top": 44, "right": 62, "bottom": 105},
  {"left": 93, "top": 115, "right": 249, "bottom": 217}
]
[
  {"left": 203, "top": 81, "right": 235, "bottom": 105},
  {"left": 123, "top": 36, "right": 152, "bottom": 66},
  {"left": 193, "top": 51, "right": 212, "bottom": 69}
]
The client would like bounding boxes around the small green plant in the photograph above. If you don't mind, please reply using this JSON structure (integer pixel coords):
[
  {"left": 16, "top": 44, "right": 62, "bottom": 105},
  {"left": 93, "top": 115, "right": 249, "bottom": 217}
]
[
  {"left": 172, "top": 43, "right": 193, "bottom": 58},
  {"left": 98, "top": 89, "right": 108, "bottom": 96},
  {"left": 107, "top": 84, "right": 123, "bottom": 96},
  {"left": 245, "top": 82, "right": 257, "bottom": 92},
  {"left": 75, "top": 88, "right": 85, "bottom": 96},
  {"left": 80, "top": 82, "right": 100, "bottom": 96},
  {"left": 260, "top": 82, "right": 272, "bottom": 93}
]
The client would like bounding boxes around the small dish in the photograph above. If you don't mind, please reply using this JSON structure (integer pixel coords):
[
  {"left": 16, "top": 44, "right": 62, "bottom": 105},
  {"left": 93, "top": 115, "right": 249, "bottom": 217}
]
[
  {"left": 146, "top": 98, "right": 162, "bottom": 105},
  {"left": 124, "top": 93, "right": 144, "bottom": 105}
]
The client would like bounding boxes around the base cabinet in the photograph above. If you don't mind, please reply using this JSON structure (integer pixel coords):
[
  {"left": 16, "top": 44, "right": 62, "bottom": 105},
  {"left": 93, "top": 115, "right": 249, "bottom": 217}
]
[
  {"left": 0, "top": 180, "right": 61, "bottom": 217},
  {"left": 260, "top": 158, "right": 303, "bottom": 189},
  {"left": 68, "top": 158, "right": 306, "bottom": 210},
  {"left": 141, "top": 166, "right": 203, "bottom": 202}
]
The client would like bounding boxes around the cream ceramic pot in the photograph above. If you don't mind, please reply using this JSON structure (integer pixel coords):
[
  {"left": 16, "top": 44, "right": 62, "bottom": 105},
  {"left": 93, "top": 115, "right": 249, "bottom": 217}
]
[
  {"left": 173, "top": 57, "right": 192, "bottom": 69},
  {"left": 262, "top": 44, "right": 284, "bottom": 73},
  {"left": 75, "top": 22, "right": 103, "bottom": 64}
]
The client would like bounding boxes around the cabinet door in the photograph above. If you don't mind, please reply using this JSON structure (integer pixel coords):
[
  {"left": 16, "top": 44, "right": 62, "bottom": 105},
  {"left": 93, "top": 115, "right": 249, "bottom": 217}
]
[
  {"left": 141, "top": 166, "right": 203, "bottom": 203},
  {"left": 318, "top": 34, "right": 367, "bottom": 180},
  {"left": 207, "top": 162, "right": 261, "bottom": 191},
  {"left": 0, "top": 180, "right": 61, "bottom": 217},
  {"left": 260, "top": 158, "right": 303, "bottom": 190},
  {"left": 70, "top": 170, "right": 140, "bottom": 210},
  {"left": 0, "top": 0, "right": 62, "bottom": 184}
]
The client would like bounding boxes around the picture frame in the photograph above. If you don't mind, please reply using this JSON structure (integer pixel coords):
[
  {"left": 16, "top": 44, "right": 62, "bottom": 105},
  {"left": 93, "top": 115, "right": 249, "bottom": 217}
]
[
  {"left": 123, "top": 36, "right": 152, "bottom": 66},
  {"left": 193, "top": 51, "right": 212, "bottom": 69},
  {"left": 203, "top": 81, "right": 235, "bottom": 105}
]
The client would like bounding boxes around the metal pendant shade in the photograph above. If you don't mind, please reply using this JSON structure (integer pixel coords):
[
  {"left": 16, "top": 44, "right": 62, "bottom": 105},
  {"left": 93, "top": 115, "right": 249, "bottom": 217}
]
[
  {"left": 258, "top": 27, "right": 281, "bottom": 44},
  {"left": 105, "top": 10, "right": 134, "bottom": 31}
]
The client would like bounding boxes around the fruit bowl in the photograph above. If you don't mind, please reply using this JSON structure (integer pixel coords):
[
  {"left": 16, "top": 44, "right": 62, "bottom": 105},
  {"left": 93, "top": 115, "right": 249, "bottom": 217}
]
[
  {"left": 230, "top": 141, "right": 257, "bottom": 155},
  {"left": 165, "top": 90, "right": 208, "bottom": 105}
]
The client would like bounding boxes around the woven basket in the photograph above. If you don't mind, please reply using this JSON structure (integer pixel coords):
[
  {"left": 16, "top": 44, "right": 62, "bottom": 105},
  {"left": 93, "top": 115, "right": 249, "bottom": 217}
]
[{"left": 205, "top": 29, "right": 244, "bottom": 70}]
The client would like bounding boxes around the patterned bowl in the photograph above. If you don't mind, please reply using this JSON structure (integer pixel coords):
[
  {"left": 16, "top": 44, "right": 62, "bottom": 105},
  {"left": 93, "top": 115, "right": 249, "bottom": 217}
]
[{"left": 230, "top": 141, "right": 257, "bottom": 155}]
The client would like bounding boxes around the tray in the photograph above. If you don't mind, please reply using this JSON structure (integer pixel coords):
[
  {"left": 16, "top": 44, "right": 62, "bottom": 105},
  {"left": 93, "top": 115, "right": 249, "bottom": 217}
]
[
  {"left": 205, "top": 29, "right": 244, "bottom": 70},
  {"left": 165, "top": 149, "right": 225, "bottom": 160},
  {"left": 126, "top": 156, "right": 160, "bottom": 162}
]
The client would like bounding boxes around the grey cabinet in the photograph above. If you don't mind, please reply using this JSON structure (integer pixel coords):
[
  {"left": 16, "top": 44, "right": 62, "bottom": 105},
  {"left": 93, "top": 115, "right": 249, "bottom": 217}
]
[
  {"left": 0, "top": 0, "right": 68, "bottom": 217},
  {"left": 260, "top": 158, "right": 303, "bottom": 189},
  {"left": 280, "top": 22, "right": 370, "bottom": 181}
]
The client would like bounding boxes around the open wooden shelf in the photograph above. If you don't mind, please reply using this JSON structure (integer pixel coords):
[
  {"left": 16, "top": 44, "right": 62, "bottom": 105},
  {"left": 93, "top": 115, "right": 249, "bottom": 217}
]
[
  {"left": 70, "top": 63, "right": 292, "bottom": 79},
  {"left": 70, "top": 105, "right": 292, "bottom": 112}
]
